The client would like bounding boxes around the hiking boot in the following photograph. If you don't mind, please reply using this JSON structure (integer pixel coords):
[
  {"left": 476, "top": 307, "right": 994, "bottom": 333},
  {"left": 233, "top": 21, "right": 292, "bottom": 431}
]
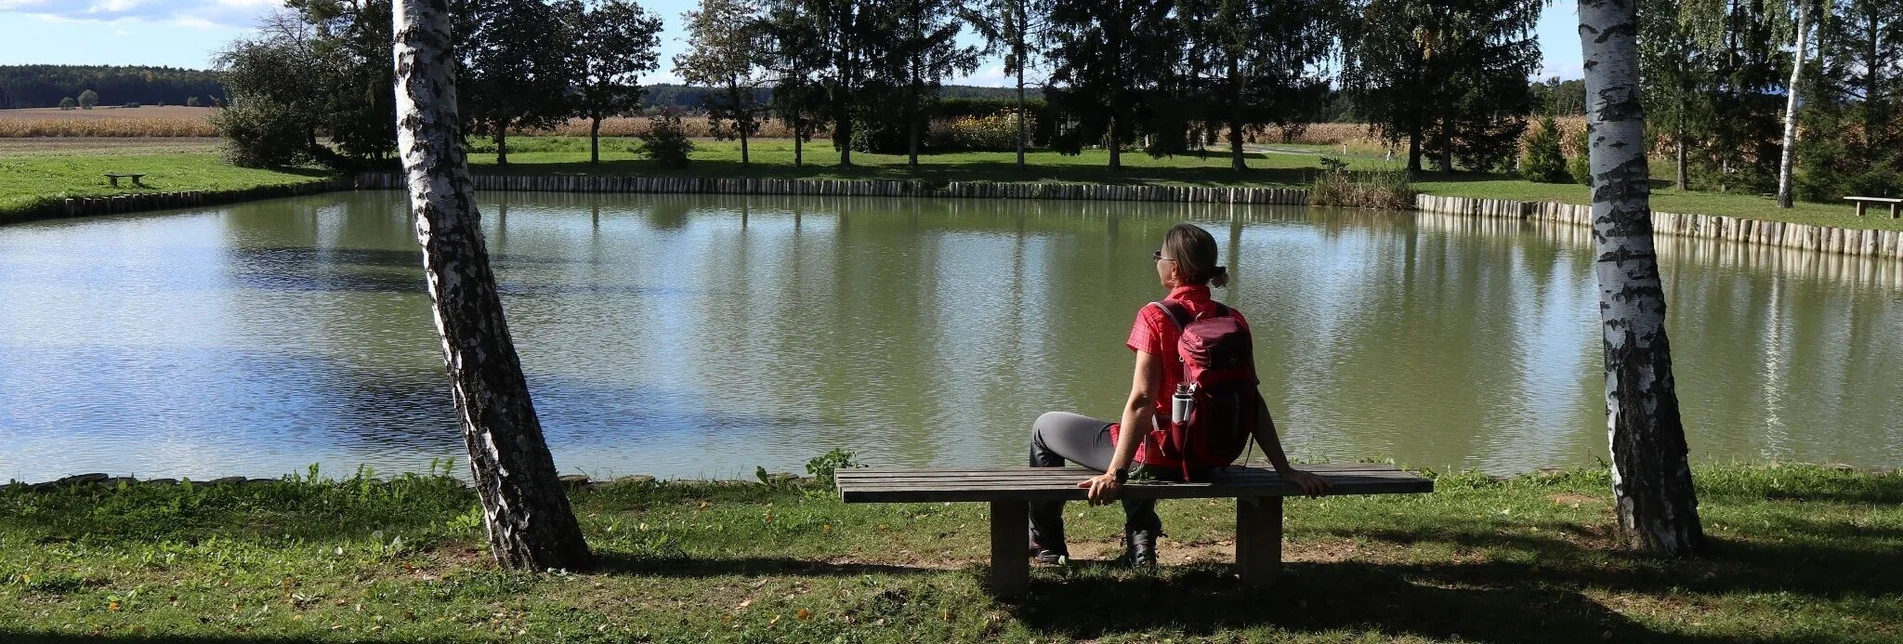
[
  {"left": 1125, "top": 528, "right": 1158, "bottom": 568},
  {"left": 1029, "top": 547, "right": 1068, "bottom": 565}
]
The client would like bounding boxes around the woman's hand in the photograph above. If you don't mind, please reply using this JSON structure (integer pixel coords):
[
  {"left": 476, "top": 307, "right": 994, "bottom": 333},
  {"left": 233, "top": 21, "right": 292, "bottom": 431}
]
[
  {"left": 1279, "top": 468, "right": 1330, "bottom": 498},
  {"left": 1078, "top": 473, "right": 1121, "bottom": 505}
]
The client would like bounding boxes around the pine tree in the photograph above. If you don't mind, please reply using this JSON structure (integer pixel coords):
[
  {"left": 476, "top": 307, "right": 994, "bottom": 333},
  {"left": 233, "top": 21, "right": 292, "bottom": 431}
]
[{"left": 1521, "top": 113, "right": 1569, "bottom": 183}]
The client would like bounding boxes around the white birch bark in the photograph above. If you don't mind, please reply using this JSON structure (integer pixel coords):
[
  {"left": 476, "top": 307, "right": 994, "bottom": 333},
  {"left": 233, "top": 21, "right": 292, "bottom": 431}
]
[
  {"left": 393, "top": 0, "right": 595, "bottom": 571},
  {"left": 1578, "top": 0, "right": 1706, "bottom": 556},
  {"left": 1776, "top": 4, "right": 1809, "bottom": 209}
]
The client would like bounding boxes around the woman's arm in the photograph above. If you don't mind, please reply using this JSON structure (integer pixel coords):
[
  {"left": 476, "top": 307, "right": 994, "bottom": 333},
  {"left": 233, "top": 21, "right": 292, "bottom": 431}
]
[
  {"left": 1079, "top": 350, "right": 1161, "bottom": 504},
  {"left": 1251, "top": 397, "right": 1330, "bottom": 497}
]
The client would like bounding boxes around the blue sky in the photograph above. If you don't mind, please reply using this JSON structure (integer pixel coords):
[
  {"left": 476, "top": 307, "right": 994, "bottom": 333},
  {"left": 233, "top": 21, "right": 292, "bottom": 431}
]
[{"left": 0, "top": 0, "right": 1585, "bottom": 84}]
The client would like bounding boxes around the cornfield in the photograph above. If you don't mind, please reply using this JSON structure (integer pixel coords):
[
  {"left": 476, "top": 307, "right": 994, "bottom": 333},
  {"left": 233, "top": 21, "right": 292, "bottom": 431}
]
[{"left": 0, "top": 106, "right": 218, "bottom": 137}]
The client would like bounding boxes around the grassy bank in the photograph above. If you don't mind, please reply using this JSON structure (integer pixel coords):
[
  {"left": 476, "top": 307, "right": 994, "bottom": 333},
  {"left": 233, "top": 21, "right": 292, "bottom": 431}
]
[
  {"left": 5, "top": 136, "right": 1898, "bottom": 233},
  {"left": 2, "top": 463, "right": 1898, "bottom": 643},
  {"left": 0, "top": 150, "right": 328, "bottom": 221}
]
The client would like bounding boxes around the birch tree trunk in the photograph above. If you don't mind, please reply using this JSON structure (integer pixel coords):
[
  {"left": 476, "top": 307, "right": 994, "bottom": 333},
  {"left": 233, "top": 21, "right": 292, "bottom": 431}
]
[
  {"left": 1578, "top": 0, "right": 1705, "bottom": 556},
  {"left": 393, "top": 0, "right": 595, "bottom": 572},
  {"left": 1776, "top": 3, "right": 1808, "bottom": 209},
  {"left": 1015, "top": 32, "right": 1027, "bottom": 170},
  {"left": 1229, "top": 54, "right": 1246, "bottom": 172}
]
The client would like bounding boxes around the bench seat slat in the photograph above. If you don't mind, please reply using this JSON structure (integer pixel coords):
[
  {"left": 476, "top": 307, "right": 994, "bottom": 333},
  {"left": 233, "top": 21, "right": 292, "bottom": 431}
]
[
  {"left": 840, "top": 463, "right": 1406, "bottom": 474},
  {"left": 838, "top": 471, "right": 1427, "bottom": 486},
  {"left": 839, "top": 467, "right": 1431, "bottom": 503}
]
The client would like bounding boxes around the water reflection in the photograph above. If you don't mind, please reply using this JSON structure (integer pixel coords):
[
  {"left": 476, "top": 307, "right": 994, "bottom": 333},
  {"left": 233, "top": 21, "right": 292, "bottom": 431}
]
[{"left": 0, "top": 193, "right": 1897, "bottom": 482}]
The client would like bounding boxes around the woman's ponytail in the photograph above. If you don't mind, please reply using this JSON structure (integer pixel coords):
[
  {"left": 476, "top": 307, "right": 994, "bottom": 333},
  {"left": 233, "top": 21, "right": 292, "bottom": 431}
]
[{"left": 1163, "top": 224, "right": 1229, "bottom": 287}]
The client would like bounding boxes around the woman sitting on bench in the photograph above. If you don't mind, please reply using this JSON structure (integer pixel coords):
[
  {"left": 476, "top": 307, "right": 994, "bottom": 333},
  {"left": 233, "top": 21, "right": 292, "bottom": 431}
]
[{"left": 1028, "top": 223, "right": 1329, "bottom": 567}]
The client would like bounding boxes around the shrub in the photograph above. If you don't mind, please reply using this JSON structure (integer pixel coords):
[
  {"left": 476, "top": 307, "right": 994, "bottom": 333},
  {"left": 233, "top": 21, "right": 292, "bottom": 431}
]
[
  {"left": 122, "top": 102, "right": 142, "bottom": 109},
  {"left": 638, "top": 112, "right": 694, "bottom": 168},
  {"left": 211, "top": 96, "right": 312, "bottom": 168},
  {"left": 1310, "top": 157, "right": 1415, "bottom": 210},
  {"left": 77, "top": 89, "right": 98, "bottom": 110},
  {"left": 1520, "top": 114, "right": 1570, "bottom": 183},
  {"left": 186, "top": 96, "right": 201, "bottom": 107},
  {"left": 1565, "top": 126, "right": 1591, "bottom": 186},
  {"left": 58, "top": 97, "right": 76, "bottom": 110}
]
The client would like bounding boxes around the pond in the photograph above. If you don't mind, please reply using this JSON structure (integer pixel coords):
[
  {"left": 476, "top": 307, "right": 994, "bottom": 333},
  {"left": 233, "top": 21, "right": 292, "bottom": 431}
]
[{"left": 1, "top": 191, "right": 1899, "bottom": 482}]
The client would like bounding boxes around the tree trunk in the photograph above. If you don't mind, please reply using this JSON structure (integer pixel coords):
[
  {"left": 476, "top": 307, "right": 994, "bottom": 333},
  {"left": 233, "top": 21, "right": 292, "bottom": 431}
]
[
  {"left": 1776, "top": 3, "right": 1808, "bottom": 208},
  {"left": 838, "top": 112, "right": 853, "bottom": 167},
  {"left": 495, "top": 127, "right": 508, "bottom": 166},
  {"left": 1674, "top": 109, "right": 1687, "bottom": 191},
  {"left": 1229, "top": 53, "right": 1245, "bottom": 172},
  {"left": 590, "top": 116, "right": 601, "bottom": 165},
  {"left": 392, "top": 0, "right": 595, "bottom": 572},
  {"left": 1015, "top": 35, "right": 1027, "bottom": 170},
  {"left": 1107, "top": 5, "right": 1124, "bottom": 171},
  {"left": 907, "top": 79, "right": 920, "bottom": 167},
  {"left": 731, "top": 79, "right": 750, "bottom": 166},
  {"left": 1407, "top": 115, "right": 1423, "bottom": 172},
  {"left": 794, "top": 112, "right": 804, "bottom": 167},
  {"left": 1578, "top": 0, "right": 1705, "bottom": 557}
]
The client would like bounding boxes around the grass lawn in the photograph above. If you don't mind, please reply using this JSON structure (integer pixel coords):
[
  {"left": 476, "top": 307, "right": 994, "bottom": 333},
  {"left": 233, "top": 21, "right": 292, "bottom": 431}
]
[
  {"left": 0, "top": 150, "right": 329, "bottom": 221},
  {"left": 4, "top": 135, "right": 1896, "bottom": 233},
  {"left": 1, "top": 463, "right": 1898, "bottom": 643},
  {"left": 470, "top": 136, "right": 1342, "bottom": 187}
]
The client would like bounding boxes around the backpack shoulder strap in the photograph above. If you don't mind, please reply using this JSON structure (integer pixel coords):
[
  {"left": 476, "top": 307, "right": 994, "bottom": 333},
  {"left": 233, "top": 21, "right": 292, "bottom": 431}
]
[{"left": 1150, "top": 300, "right": 1192, "bottom": 331}]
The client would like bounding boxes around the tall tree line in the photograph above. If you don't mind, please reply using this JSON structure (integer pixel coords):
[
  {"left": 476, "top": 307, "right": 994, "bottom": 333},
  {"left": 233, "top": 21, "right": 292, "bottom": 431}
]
[
  {"left": 1637, "top": 0, "right": 1902, "bottom": 200},
  {"left": 0, "top": 65, "right": 225, "bottom": 109}
]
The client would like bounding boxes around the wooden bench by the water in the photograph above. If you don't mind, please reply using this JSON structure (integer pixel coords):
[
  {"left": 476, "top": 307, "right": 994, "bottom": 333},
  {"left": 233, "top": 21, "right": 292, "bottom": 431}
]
[
  {"left": 1846, "top": 196, "right": 1902, "bottom": 218},
  {"left": 105, "top": 173, "right": 147, "bottom": 188},
  {"left": 836, "top": 464, "right": 1433, "bottom": 596}
]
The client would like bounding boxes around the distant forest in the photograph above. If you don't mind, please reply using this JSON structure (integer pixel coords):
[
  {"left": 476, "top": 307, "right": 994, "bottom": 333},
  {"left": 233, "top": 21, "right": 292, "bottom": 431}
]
[
  {"left": 0, "top": 65, "right": 1037, "bottom": 112},
  {"left": 0, "top": 65, "right": 227, "bottom": 109}
]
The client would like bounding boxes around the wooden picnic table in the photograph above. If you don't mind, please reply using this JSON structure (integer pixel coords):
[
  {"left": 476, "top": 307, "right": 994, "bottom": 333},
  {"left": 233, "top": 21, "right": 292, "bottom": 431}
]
[
  {"left": 1845, "top": 196, "right": 1902, "bottom": 218},
  {"left": 105, "top": 173, "right": 148, "bottom": 188}
]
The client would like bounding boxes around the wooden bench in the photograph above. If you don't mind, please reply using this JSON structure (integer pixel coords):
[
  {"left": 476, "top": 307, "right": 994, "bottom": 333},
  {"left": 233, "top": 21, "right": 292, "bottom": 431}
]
[
  {"left": 1846, "top": 196, "right": 1902, "bottom": 218},
  {"left": 105, "top": 173, "right": 147, "bottom": 188},
  {"left": 837, "top": 463, "right": 1432, "bottom": 596}
]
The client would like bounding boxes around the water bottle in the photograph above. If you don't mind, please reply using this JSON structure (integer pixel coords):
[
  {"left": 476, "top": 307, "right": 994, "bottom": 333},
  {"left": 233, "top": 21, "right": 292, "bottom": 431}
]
[{"left": 1171, "top": 382, "right": 1194, "bottom": 427}]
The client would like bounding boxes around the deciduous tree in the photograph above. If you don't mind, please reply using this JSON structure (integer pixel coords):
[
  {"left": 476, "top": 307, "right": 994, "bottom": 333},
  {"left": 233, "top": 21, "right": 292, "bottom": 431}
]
[
  {"left": 676, "top": 0, "right": 767, "bottom": 165},
  {"left": 391, "top": 0, "right": 595, "bottom": 571},
  {"left": 567, "top": 0, "right": 663, "bottom": 165},
  {"left": 454, "top": 0, "right": 577, "bottom": 165},
  {"left": 1577, "top": 0, "right": 1705, "bottom": 556}
]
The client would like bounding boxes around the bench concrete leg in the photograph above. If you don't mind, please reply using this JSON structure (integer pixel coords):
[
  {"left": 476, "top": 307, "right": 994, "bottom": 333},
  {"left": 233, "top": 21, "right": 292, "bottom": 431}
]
[
  {"left": 132, "top": 178, "right": 146, "bottom": 188},
  {"left": 108, "top": 177, "right": 120, "bottom": 188},
  {"left": 1236, "top": 497, "right": 1282, "bottom": 587},
  {"left": 988, "top": 501, "right": 1028, "bottom": 597}
]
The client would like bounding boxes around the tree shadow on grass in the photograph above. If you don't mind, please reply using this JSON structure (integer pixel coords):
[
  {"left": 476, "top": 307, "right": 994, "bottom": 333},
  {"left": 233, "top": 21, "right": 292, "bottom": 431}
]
[
  {"left": 594, "top": 552, "right": 938, "bottom": 579},
  {"left": 1005, "top": 561, "right": 1730, "bottom": 644},
  {"left": 1330, "top": 518, "right": 1903, "bottom": 600},
  {"left": 1004, "top": 512, "right": 1897, "bottom": 643}
]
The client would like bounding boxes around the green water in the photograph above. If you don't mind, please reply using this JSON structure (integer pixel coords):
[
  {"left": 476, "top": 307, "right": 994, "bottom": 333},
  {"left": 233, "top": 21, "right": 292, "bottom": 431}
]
[{"left": 0, "top": 191, "right": 1898, "bottom": 482}]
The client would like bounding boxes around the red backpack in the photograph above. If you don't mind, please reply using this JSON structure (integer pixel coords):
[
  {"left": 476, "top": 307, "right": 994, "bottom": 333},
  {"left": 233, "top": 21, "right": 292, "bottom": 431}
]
[{"left": 1152, "top": 299, "right": 1260, "bottom": 481}]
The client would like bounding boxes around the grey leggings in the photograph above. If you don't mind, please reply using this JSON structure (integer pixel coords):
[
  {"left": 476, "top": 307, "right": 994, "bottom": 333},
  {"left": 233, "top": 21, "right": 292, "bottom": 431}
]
[{"left": 1026, "top": 411, "right": 1168, "bottom": 554}]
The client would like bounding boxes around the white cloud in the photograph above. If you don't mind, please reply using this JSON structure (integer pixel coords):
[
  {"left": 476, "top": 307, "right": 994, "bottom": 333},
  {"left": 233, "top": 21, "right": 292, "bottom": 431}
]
[{"left": 3, "top": 0, "right": 269, "bottom": 29}]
